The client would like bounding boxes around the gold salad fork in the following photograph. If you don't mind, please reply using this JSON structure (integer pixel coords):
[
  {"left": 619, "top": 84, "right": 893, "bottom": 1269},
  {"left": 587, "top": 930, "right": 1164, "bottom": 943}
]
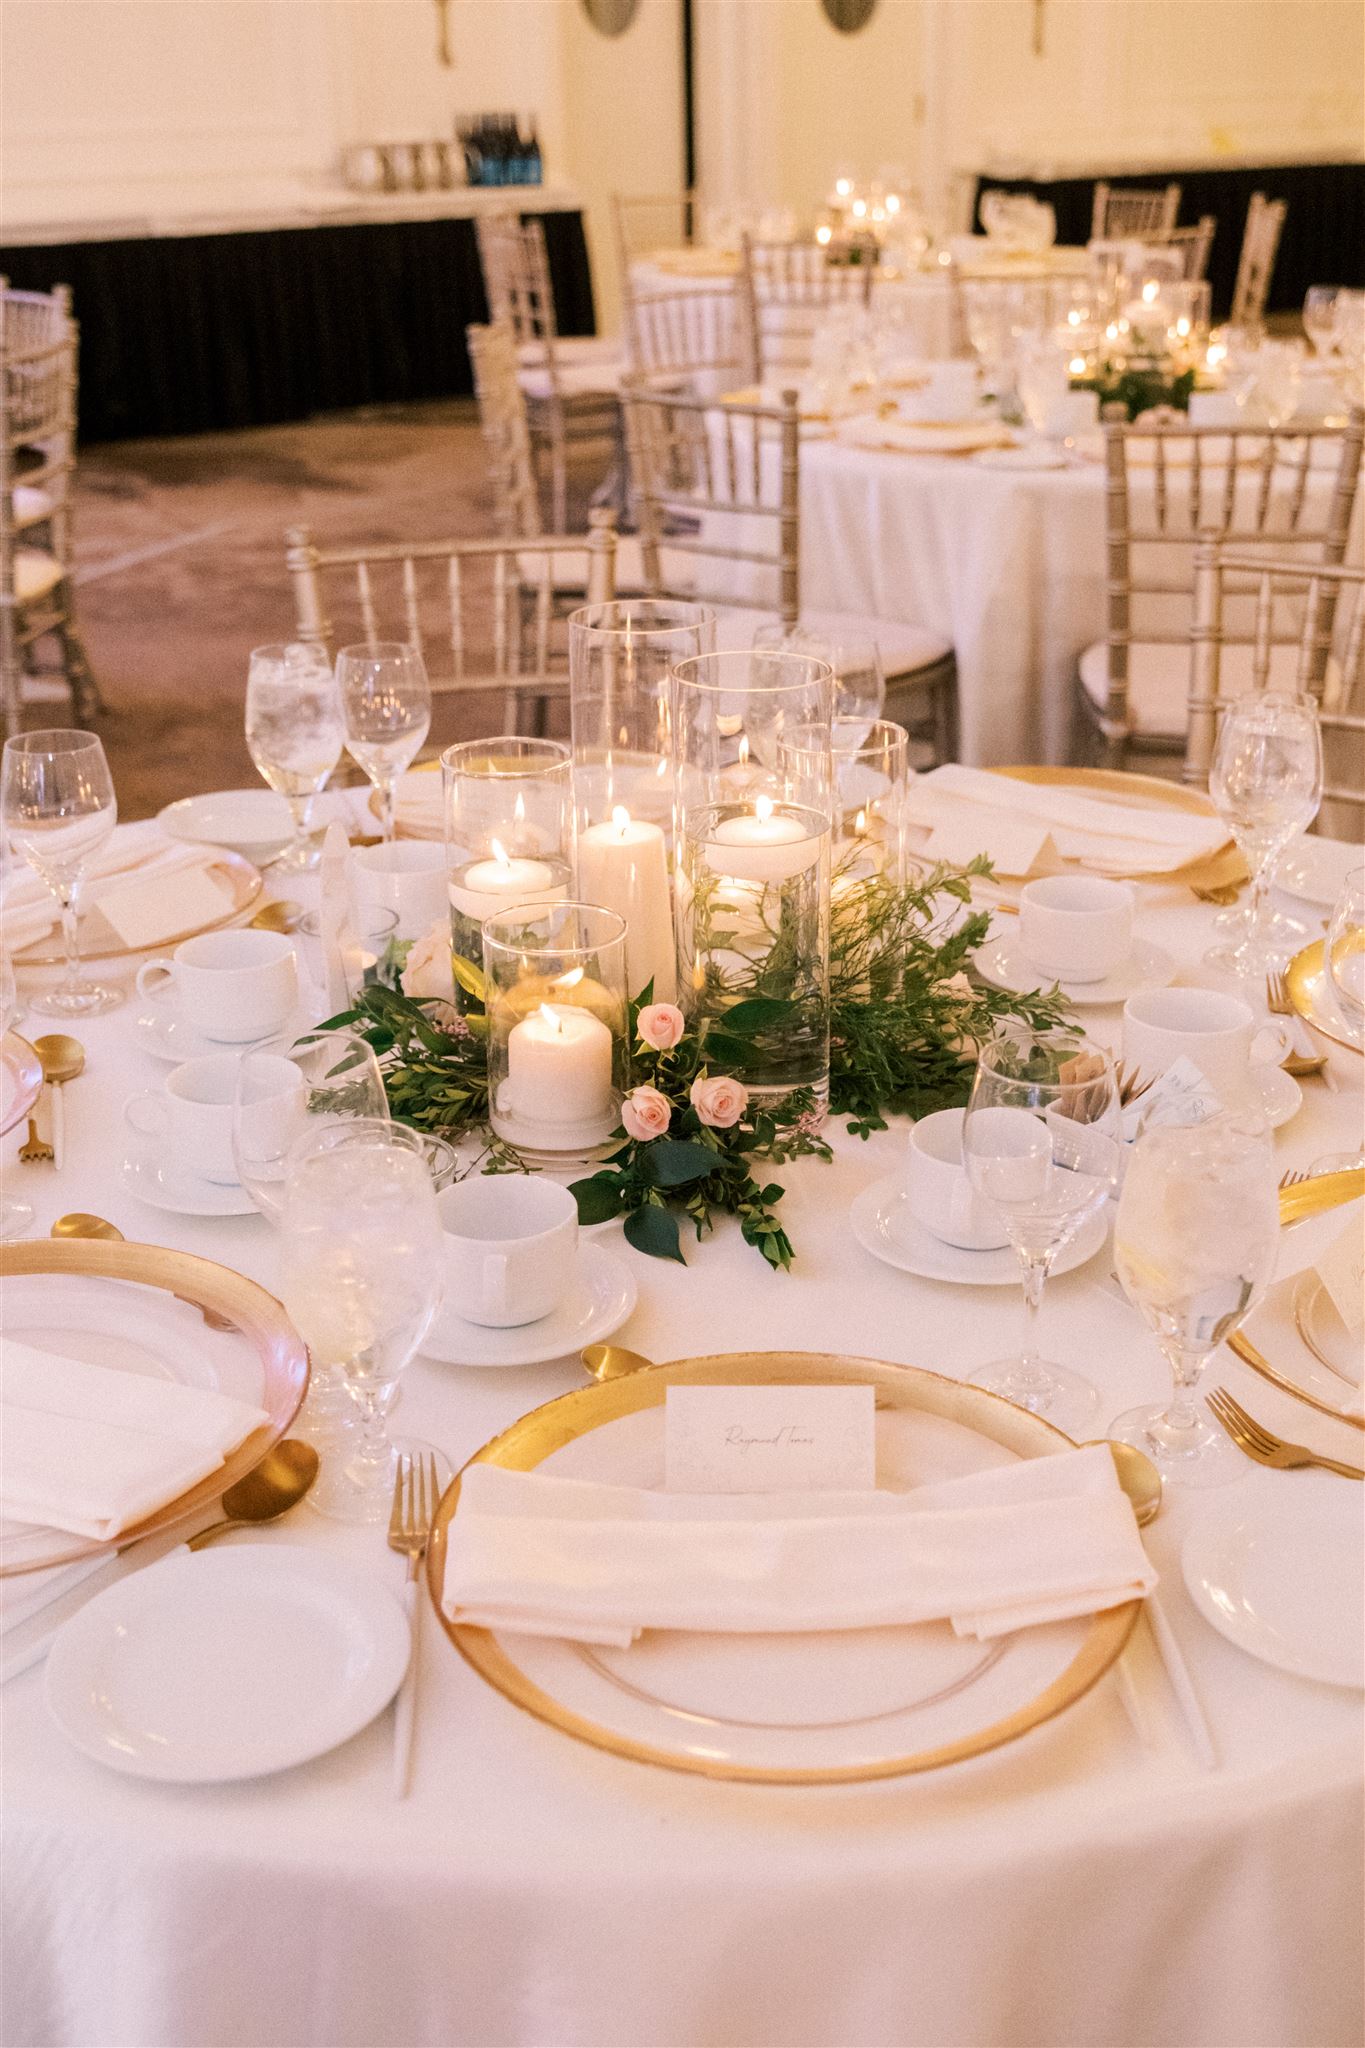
[
  {"left": 1207, "top": 1389, "right": 1364, "bottom": 1479},
  {"left": 387, "top": 1452, "right": 440, "bottom": 1796}
]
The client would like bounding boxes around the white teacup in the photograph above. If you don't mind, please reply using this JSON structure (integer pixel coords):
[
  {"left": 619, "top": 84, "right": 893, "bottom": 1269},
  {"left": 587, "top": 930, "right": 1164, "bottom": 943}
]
[
  {"left": 437, "top": 1176, "right": 578, "bottom": 1327},
  {"left": 136, "top": 929, "right": 297, "bottom": 1044},
  {"left": 1041, "top": 389, "right": 1100, "bottom": 439},
  {"left": 900, "top": 362, "right": 978, "bottom": 423},
  {"left": 351, "top": 842, "right": 449, "bottom": 942},
  {"left": 1019, "top": 875, "right": 1135, "bottom": 984},
  {"left": 1122, "top": 988, "right": 1292, "bottom": 1100},
  {"left": 124, "top": 1054, "right": 243, "bottom": 1184},
  {"left": 905, "top": 1106, "right": 1009, "bottom": 1251}
]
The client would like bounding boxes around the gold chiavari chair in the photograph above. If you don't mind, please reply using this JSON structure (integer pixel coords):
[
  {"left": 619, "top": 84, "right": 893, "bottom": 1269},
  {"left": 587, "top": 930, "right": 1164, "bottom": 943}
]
[
  {"left": 1090, "top": 181, "right": 1182, "bottom": 240},
  {"left": 741, "top": 235, "right": 875, "bottom": 386},
  {"left": 624, "top": 285, "right": 758, "bottom": 394},
  {"left": 1155, "top": 216, "right": 1217, "bottom": 284},
  {"left": 1077, "top": 404, "right": 1363, "bottom": 768},
  {"left": 1230, "top": 193, "right": 1288, "bottom": 332}
]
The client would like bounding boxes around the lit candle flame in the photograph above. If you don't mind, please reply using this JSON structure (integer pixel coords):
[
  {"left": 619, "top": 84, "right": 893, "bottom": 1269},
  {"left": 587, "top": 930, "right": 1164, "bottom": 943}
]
[
  {"left": 738, "top": 734, "right": 750, "bottom": 766},
  {"left": 490, "top": 837, "right": 510, "bottom": 870},
  {"left": 611, "top": 805, "right": 631, "bottom": 835},
  {"left": 513, "top": 793, "right": 525, "bottom": 823},
  {"left": 554, "top": 966, "right": 585, "bottom": 991},
  {"left": 537, "top": 1003, "right": 564, "bottom": 1035},
  {"left": 854, "top": 808, "right": 867, "bottom": 836},
  {"left": 815, "top": 224, "right": 832, "bottom": 247},
  {"left": 1141, "top": 281, "right": 1159, "bottom": 305},
  {"left": 755, "top": 794, "right": 774, "bottom": 825},
  {"left": 1069, "top": 355, "right": 1088, "bottom": 376}
]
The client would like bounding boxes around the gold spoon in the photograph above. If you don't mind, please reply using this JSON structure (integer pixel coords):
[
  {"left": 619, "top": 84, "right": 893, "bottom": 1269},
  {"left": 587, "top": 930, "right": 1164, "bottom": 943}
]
[
  {"left": 30, "top": 1034, "right": 84, "bottom": 1165},
  {"left": 185, "top": 1439, "right": 319, "bottom": 1550},
  {"left": 582, "top": 1341, "right": 655, "bottom": 1381},
  {"left": 1091, "top": 1439, "right": 1162, "bottom": 1526},
  {"left": 249, "top": 900, "right": 304, "bottom": 935},
  {"left": 51, "top": 1213, "right": 238, "bottom": 1331}
]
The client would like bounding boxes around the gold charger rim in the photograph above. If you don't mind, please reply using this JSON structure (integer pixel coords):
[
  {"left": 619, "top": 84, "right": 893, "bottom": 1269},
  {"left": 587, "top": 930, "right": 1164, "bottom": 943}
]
[
  {"left": 1228, "top": 1168, "right": 1365, "bottom": 1429},
  {"left": 994, "top": 767, "right": 1246, "bottom": 891},
  {"left": 425, "top": 1351, "right": 1139, "bottom": 1785},
  {"left": 12, "top": 851, "right": 265, "bottom": 965},
  {"left": 1286, "top": 939, "right": 1365, "bottom": 1056},
  {"left": 0, "top": 1032, "right": 44, "bottom": 1138},
  {"left": 0, "top": 1238, "right": 310, "bottom": 1576}
]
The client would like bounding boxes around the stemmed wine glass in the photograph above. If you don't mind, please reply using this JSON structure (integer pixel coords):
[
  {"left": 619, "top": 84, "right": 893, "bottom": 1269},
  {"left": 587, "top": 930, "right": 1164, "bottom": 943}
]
[
  {"left": 231, "top": 1029, "right": 390, "bottom": 1225},
  {"left": 279, "top": 1119, "right": 444, "bottom": 1523},
  {"left": 245, "top": 643, "right": 344, "bottom": 873},
  {"left": 1111, "top": 1115, "right": 1279, "bottom": 1486},
  {"left": 1302, "top": 286, "right": 1341, "bottom": 358},
  {"left": 337, "top": 642, "right": 432, "bottom": 843},
  {"left": 0, "top": 730, "right": 121, "bottom": 1016},
  {"left": 962, "top": 1028, "right": 1123, "bottom": 1435},
  {"left": 1206, "top": 694, "right": 1322, "bottom": 979},
  {"left": 0, "top": 945, "right": 34, "bottom": 1238},
  {"left": 754, "top": 623, "right": 885, "bottom": 752}
]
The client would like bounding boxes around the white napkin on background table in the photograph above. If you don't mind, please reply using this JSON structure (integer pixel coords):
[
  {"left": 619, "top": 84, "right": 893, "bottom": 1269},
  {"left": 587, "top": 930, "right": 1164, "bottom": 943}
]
[
  {"left": 907, "top": 763, "right": 1231, "bottom": 876},
  {"left": 0, "top": 824, "right": 222, "bottom": 951},
  {"left": 442, "top": 1444, "right": 1155, "bottom": 1647},
  {"left": 0, "top": 1340, "right": 268, "bottom": 1542}
]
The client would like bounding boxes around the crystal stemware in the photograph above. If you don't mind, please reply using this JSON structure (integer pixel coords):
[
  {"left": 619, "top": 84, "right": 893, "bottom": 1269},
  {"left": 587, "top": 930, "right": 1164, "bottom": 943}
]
[
  {"left": 1302, "top": 286, "right": 1341, "bottom": 358},
  {"left": 279, "top": 1119, "right": 443, "bottom": 1523},
  {"left": 1110, "top": 1115, "right": 1279, "bottom": 1486},
  {"left": 245, "top": 642, "right": 344, "bottom": 874},
  {"left": 337, "top": 642, "right": 432, "bottom": 843},
  {"left": 0, "top": 945, "right": 34, "bottom": 1238},
  {"left": 231, "top": 1029, "right": 390, "bottom": 1225},
  {"left": 0, "top": 729, "right": 121, "bottom": 1016},
  {"left": 1206, "top": 694, "right": 1322, "bottom": 979},
  {"left": 962, "top": 1028, "right": 1123, "bottom": 1435},
  {"left": 753, "top": 622, "right": 884, "bottom": 753}
]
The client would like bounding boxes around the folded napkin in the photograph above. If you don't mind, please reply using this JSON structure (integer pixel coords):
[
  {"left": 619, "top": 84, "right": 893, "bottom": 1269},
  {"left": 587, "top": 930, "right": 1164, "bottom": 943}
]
[
  {"left": 906, "top": 763, "right": 1230, "bottom": 876},
  {"left": 0, "top": 824, "right": 220, "bottom": 951},
  {"left": 442, "top": 1444, "right": 1156, "bottom": 1647},
  {"left": 0, "top": 1339, "right": 269, "bottom": 1542}
]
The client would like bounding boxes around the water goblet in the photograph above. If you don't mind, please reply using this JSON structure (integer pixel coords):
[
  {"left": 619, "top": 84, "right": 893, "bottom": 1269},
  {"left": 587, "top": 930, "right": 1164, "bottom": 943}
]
[
  {"left": 753, "top": 622, "right": 884, "bottom": 752},
  {"left": 279, "top": 1119, "right": 444, "bottom": 1523},
  {"left": 337, "top": 642, "right": 432, "bottom": 843},
  {"left": 0, "top": 729, "right": 121, "bottom": 1016},
  {"left": 1206, "top": 694, "right": 1322, "bottom": 979},
  {"left": 1302, "top": 286, "right": 1341, "bottom": 358},
  {"left": 231, "top": 1029, "right": 390, "bottom": 1225},
  {"left": 245, "top": 642, "right": 344, "bottom": 874},
  {"left": 0, "top": 945, "right": 34, "bottom": 1238},
  {"left": 962, "top": 1028, "right": 1123, "bottom": 1435},
  {"left": 1110, "top": 1115, "right": 1279, "bottom": 1487}
]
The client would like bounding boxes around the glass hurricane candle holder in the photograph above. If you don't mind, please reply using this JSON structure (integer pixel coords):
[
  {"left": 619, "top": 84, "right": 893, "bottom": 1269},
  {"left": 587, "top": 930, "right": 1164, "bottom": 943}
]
[
  {"left": 441, "top": 739, "right": 573, "bottom": 1003},
  {"left": 672, "top": 649, "right": 834, "bottom": 1116},
  {"left": 483, "top": 901, "right": 629, "bottom": 1165}
]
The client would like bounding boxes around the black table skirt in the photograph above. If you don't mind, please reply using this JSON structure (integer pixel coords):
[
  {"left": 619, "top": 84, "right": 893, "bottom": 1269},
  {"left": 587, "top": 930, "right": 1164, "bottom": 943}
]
[
  {"left": 974, "top": 162, "right": 1365, "bottom": 321},
  {"left": 0, "top": 209, "right": 595, "bottom": 444}
]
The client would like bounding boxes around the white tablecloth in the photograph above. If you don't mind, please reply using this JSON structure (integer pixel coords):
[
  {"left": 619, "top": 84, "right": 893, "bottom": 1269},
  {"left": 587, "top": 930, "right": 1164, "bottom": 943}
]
[{"left": 3, "top": 827, "right": 1364, "bottom": 2048}]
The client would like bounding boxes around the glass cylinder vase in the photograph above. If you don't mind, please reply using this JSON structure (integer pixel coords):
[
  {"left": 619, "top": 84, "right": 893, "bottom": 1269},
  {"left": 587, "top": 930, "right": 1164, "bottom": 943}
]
[
  {"left": 671, "top": 648, "right": 834, "bottom": 1118},
  {"left": 440, "top": 738, "right": 573, "bottom": 1004},
  {"left": 483, "top": 901, "right": 629, "bottom": 1166}
]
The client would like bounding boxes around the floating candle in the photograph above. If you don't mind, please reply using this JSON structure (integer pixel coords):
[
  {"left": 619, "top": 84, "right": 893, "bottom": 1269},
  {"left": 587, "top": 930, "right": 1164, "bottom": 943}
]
[
  {"left": 577, "top": 805, "right": 676, "bottom": 1003},
  {"left": 448, "top": 837, "right": 562, "bottom": 923},
  {"left": 704, "top": 795, "right": 821, "bottom": 884}
]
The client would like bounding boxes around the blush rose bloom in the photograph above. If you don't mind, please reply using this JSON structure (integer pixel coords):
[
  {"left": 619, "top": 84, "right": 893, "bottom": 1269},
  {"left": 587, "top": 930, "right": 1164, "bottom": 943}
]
[
  {"left": 621, "top": 1084, "right": 672, "bottom": 1142},
  {"left": 401, "top": 920, "right": 456, "bottom": 1003},
  {"left": 690, "top": 1073, "right": 748, "bottom": 1129},
  {"left": 637, "top": 1002, "right": 686, "bottom": 1051}
]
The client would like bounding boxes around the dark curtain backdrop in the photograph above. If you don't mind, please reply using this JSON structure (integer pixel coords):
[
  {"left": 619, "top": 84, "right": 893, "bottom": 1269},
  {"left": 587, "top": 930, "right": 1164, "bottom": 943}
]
[
  {"left": 0, "top": 210, "right": 595, "bottom": 444},
  {"left": 974, "top": 162, "right": 1365, "bottom": 322}
]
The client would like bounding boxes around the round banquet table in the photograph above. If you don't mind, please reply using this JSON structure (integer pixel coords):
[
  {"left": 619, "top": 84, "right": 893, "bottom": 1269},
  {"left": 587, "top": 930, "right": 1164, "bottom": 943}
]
[{"left": 2, "top": 820, "right": 1363, "bottom": 2048}]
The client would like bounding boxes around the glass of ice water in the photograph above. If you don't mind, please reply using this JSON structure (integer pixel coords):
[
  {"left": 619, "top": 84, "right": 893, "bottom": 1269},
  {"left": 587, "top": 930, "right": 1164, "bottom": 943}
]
[{"left": 245, "top": 642, "right": 344, "bottom": 874}]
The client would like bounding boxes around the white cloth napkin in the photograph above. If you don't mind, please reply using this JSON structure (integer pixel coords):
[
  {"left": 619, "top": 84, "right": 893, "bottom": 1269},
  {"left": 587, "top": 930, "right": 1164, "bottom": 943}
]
[
  {"left": 442, "top": 1444, "right": 1156, "bottom": 1647},
  {"left": 0, "top": 1339, "right": 269, "bottom": 1542},
  {"left": 906, "top": 763, "right": 1231, "bottom": 875},
  {"left": 0, "top": 824, "right": 220, "bottom": 951}
]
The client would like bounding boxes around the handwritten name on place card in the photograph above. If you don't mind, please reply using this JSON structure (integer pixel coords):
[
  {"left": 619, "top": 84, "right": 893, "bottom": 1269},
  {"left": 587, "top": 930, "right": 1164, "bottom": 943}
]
[{"left": 664, "top": 1385, "right": 876, "bottom": 1494}]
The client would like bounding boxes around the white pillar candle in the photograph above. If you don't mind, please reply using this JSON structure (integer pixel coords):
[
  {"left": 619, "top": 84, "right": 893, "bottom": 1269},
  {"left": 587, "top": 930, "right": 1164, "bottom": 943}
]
[
  {"left": 577, "top": 805, "right": 676, "bottom": 1004},
  {"left": 448, "top": 838, "right": 563, "bottom": 922},
  {"left": 704, "top": 796, "right": 821, "bottom": 884},
  {"left": 508, "top": 1001, "right": 614, "bottom": 1127}
]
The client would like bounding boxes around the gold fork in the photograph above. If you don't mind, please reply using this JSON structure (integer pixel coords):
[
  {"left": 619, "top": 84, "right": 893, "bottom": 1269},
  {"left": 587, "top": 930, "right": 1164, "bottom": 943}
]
[
  {"left": 17, "top": 1115, "right": 53, "bottom": 1165},
  {"left": 387, "top": 1451, "right": 439, "bottom": 1797},
  {"left": 1267, "top": 969, "right": 1330, "bottom": 1080},
  {"left": 1207, "top": 1389, "right": 1364, "bottom": 1479},
  {"left": 1192, "top": 884, "right": 1242, "bottom": 906},
  {"left": 1278, "top": 1166, "right": 1313, "bottom": 1190}
]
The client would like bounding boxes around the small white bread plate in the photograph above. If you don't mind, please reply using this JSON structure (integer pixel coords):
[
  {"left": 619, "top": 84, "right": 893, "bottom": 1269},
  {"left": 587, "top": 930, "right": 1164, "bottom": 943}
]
[
  {"left": 975, "top": 930, "right": 1177, "bottom": 1007},
  {"left": 157, "top": 789, "right": 292, "bottom": 864},
  {"left": 120, "top": 1145, "right": 259, "bottom": 1218},
  {"left": 1182, "top": 1488, "right": 1365, "bottom": 1689},
  {"left": 46, "top": 1545, "right": 411, "bottom": 1780},
  {"left": 134, "top": 1000, "right": 317, "bottom": 1065},
  {"left": 850, "top": 1175, "right": 1108, "bottom": 1285},
  {"left": 421, "top": 1243, "right": 637, "bottom": 1368}
]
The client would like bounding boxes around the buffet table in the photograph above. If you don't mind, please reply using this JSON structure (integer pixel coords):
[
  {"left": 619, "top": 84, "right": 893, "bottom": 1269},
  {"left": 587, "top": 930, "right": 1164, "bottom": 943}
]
[
  {"left": 2, "top": 811, "right": 1362, "bottom": 2048},
  {"left": 0, "top": 189, "right": 595, "bottom": 442}
]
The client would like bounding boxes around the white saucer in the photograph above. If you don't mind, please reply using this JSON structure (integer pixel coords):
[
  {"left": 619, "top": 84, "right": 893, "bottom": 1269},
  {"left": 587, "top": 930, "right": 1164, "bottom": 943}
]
[
  {"left": 120, "top": 1143, "right": 258, "bottom": 1218},
  {"left": 46, "top": 1545, "right": 411, "bottom": 1780},
  {"left": 973, "top": 443, "right": 1068, "bottom": 471},
  {"left": 975, "top": 930, "right": 1177, "bottom": 1006},
  {"left": 1248, "top": 1062, "right": 1303, "bottom": 1132},
  {"left": 849, "top": 1175, "right": 1108, "bottom": 1285},
  {"left": 134, "top": 1002, "right": 315, "bottom": 1064},
  {"left": 157, "top": 788, "right": 293, "bottom": 864},
  {"left": 1276, "top": 837, "right": 1356, "bottom": 908},
  {"left": 420, "top": 1242, "right": 638, "bottom": 1367},
  {"left": 1182, "top": 1488, "right": 1364, "bottom": 1689}
]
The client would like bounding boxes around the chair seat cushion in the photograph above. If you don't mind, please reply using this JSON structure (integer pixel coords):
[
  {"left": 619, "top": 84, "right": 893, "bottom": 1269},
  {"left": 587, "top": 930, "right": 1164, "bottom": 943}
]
[
  {"left": 1078, "top": 639, "right": 1312, "bottom": 738},
  {"left": 708, "top": 604, "right": 951, "bottom": 680},
  {"left": 518, "top": 339, "right": 624, "bottom": 401},
  {"left": 11, "top": 485, "right": 55, "bottom": 529},
  {"left": 13, "top": 548, "right": 62, "bottom": 604}
]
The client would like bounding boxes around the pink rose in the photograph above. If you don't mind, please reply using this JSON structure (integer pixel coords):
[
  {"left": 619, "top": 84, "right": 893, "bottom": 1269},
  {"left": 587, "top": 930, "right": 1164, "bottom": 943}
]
[
  {"left": 621, "top": 1085, "right": 672, "bottom": 1142},
  {"left": 690, "top": 1073, "right": 748, "bottom": 1129},
  {"left": 637, "top": 1002, "right": 686, "bottom": 1051}
]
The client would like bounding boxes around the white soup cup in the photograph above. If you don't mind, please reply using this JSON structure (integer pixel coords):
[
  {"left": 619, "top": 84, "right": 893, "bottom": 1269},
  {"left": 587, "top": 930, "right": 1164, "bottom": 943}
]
[
  {"left": 1122, "top": 987, "right": 1292, "bottom": 1100},
  {"left": 905, "top": 1106, "right": 1009, "bottom": 1251},
  {"left": 124, "top": 1054, "right": 243, "bottom": 1184},
  {"left": 436, "top": 1175, "right": 578, "bottom": 1327},
  {"left": 351, "top": 842, "right": 449, "bottom": 942},
  {"left": 1019, "top": 875, "right": 1135, "bottom": 984},
  {"left": 136, "top": 929, "right": 297, "bottom": 1043}
]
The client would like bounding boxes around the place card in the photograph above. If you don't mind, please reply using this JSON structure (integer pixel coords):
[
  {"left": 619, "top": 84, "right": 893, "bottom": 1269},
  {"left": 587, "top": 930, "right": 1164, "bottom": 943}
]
[
  {"left": 664, "top": 1384, "right": 876, "bottom": 1494},
  {"left": 906, "top": 794, "right": 1051, "bottom": 878},
  {"left": 1127, "top": 1056, "right": 1223, "bottom": 1140},
  {"left": 1316, "top": 1217, "right": 1364, "bottom": 1359},
  {"left": 96, "top": 863, "right": 231, "bottom": 949}
]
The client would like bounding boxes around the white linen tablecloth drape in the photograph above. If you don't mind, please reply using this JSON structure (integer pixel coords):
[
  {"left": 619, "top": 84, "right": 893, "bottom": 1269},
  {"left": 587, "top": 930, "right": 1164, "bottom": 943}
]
[{"left": 2, "top": 827, "right": 1363, "bottom": 2048}]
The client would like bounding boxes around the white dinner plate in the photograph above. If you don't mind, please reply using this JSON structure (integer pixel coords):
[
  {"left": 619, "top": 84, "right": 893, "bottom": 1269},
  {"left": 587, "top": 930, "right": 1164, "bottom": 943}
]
[
  {"left": 1182, "top": 1488, "right": 1365, "bottom": 1689},
  {"left": 157, "top": 788, "right": 293, "bottom": 863},
  {"left": 0, "top": 1032, "right": 43, "bottom": 1138},
  {"left": 1245, "top": 1062, "right": 1303, "bottom": 1132},
  {"left": 421, "top": 1243, "right": 637, "bottom": 1368},
  {"left": 46, "top": 1546, "right": 410, "bottom": 1780},
  {"left": 1276, "top": 837, "right": 1357, "bottom": 909},
  {"left": 849, "top": 1174, "right": 1108, "bottom": 1285},
  {"left": 1233, "top": 1261, "right": 1364, "bottom": 1425},
  {"left": 1293, "top": 1269, "right": 1362, "bottom": 1387},
  {"left": 974, "top": 930, "right": 1177, "bottom": 1006},
  {"left": 120, "top": 1144, "right": 259, "bottom": 1218}
]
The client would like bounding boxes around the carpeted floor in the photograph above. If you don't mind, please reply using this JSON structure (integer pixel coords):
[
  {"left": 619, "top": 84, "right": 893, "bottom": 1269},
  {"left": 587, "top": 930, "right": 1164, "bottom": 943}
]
[{"left": 60, "top": 399, "right": 552, "bottom": 820}]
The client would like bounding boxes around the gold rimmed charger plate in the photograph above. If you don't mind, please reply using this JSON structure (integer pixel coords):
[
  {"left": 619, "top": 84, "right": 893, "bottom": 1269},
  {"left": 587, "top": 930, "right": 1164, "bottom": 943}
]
[
  {"left": 12, "top": 851, "right": 263, "bottom": 964},
  {"left": 426, "top": 1351, "right": 1139, "bottom": 1784},
  {"left": 0, "top": 1238, "right": 310, "bottom": 1575},
  {"left": 995, "top": 766, "right": 1245, "bottom": 892},
  {"left": 1229, "top": 1168, "right": 1365, "bottom": 1429},
  {"left": 0, "top": 1032, "right": 43, "bottom": 1138},
  {"left": 1286, "top": 939, "right": 1364, "bottom": 1055}
]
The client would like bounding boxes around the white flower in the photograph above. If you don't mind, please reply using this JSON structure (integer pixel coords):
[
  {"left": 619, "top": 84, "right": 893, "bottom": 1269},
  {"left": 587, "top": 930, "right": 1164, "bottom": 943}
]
[
  {"left": 401, "top": 920, "right": 456, "bottom": 1003},
  {"left": 621, "top": 1085, "right": 672, "bottom": 1141},
  {"left": 690, "top": 1073, "right": 748, "bottom": 1129}
]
